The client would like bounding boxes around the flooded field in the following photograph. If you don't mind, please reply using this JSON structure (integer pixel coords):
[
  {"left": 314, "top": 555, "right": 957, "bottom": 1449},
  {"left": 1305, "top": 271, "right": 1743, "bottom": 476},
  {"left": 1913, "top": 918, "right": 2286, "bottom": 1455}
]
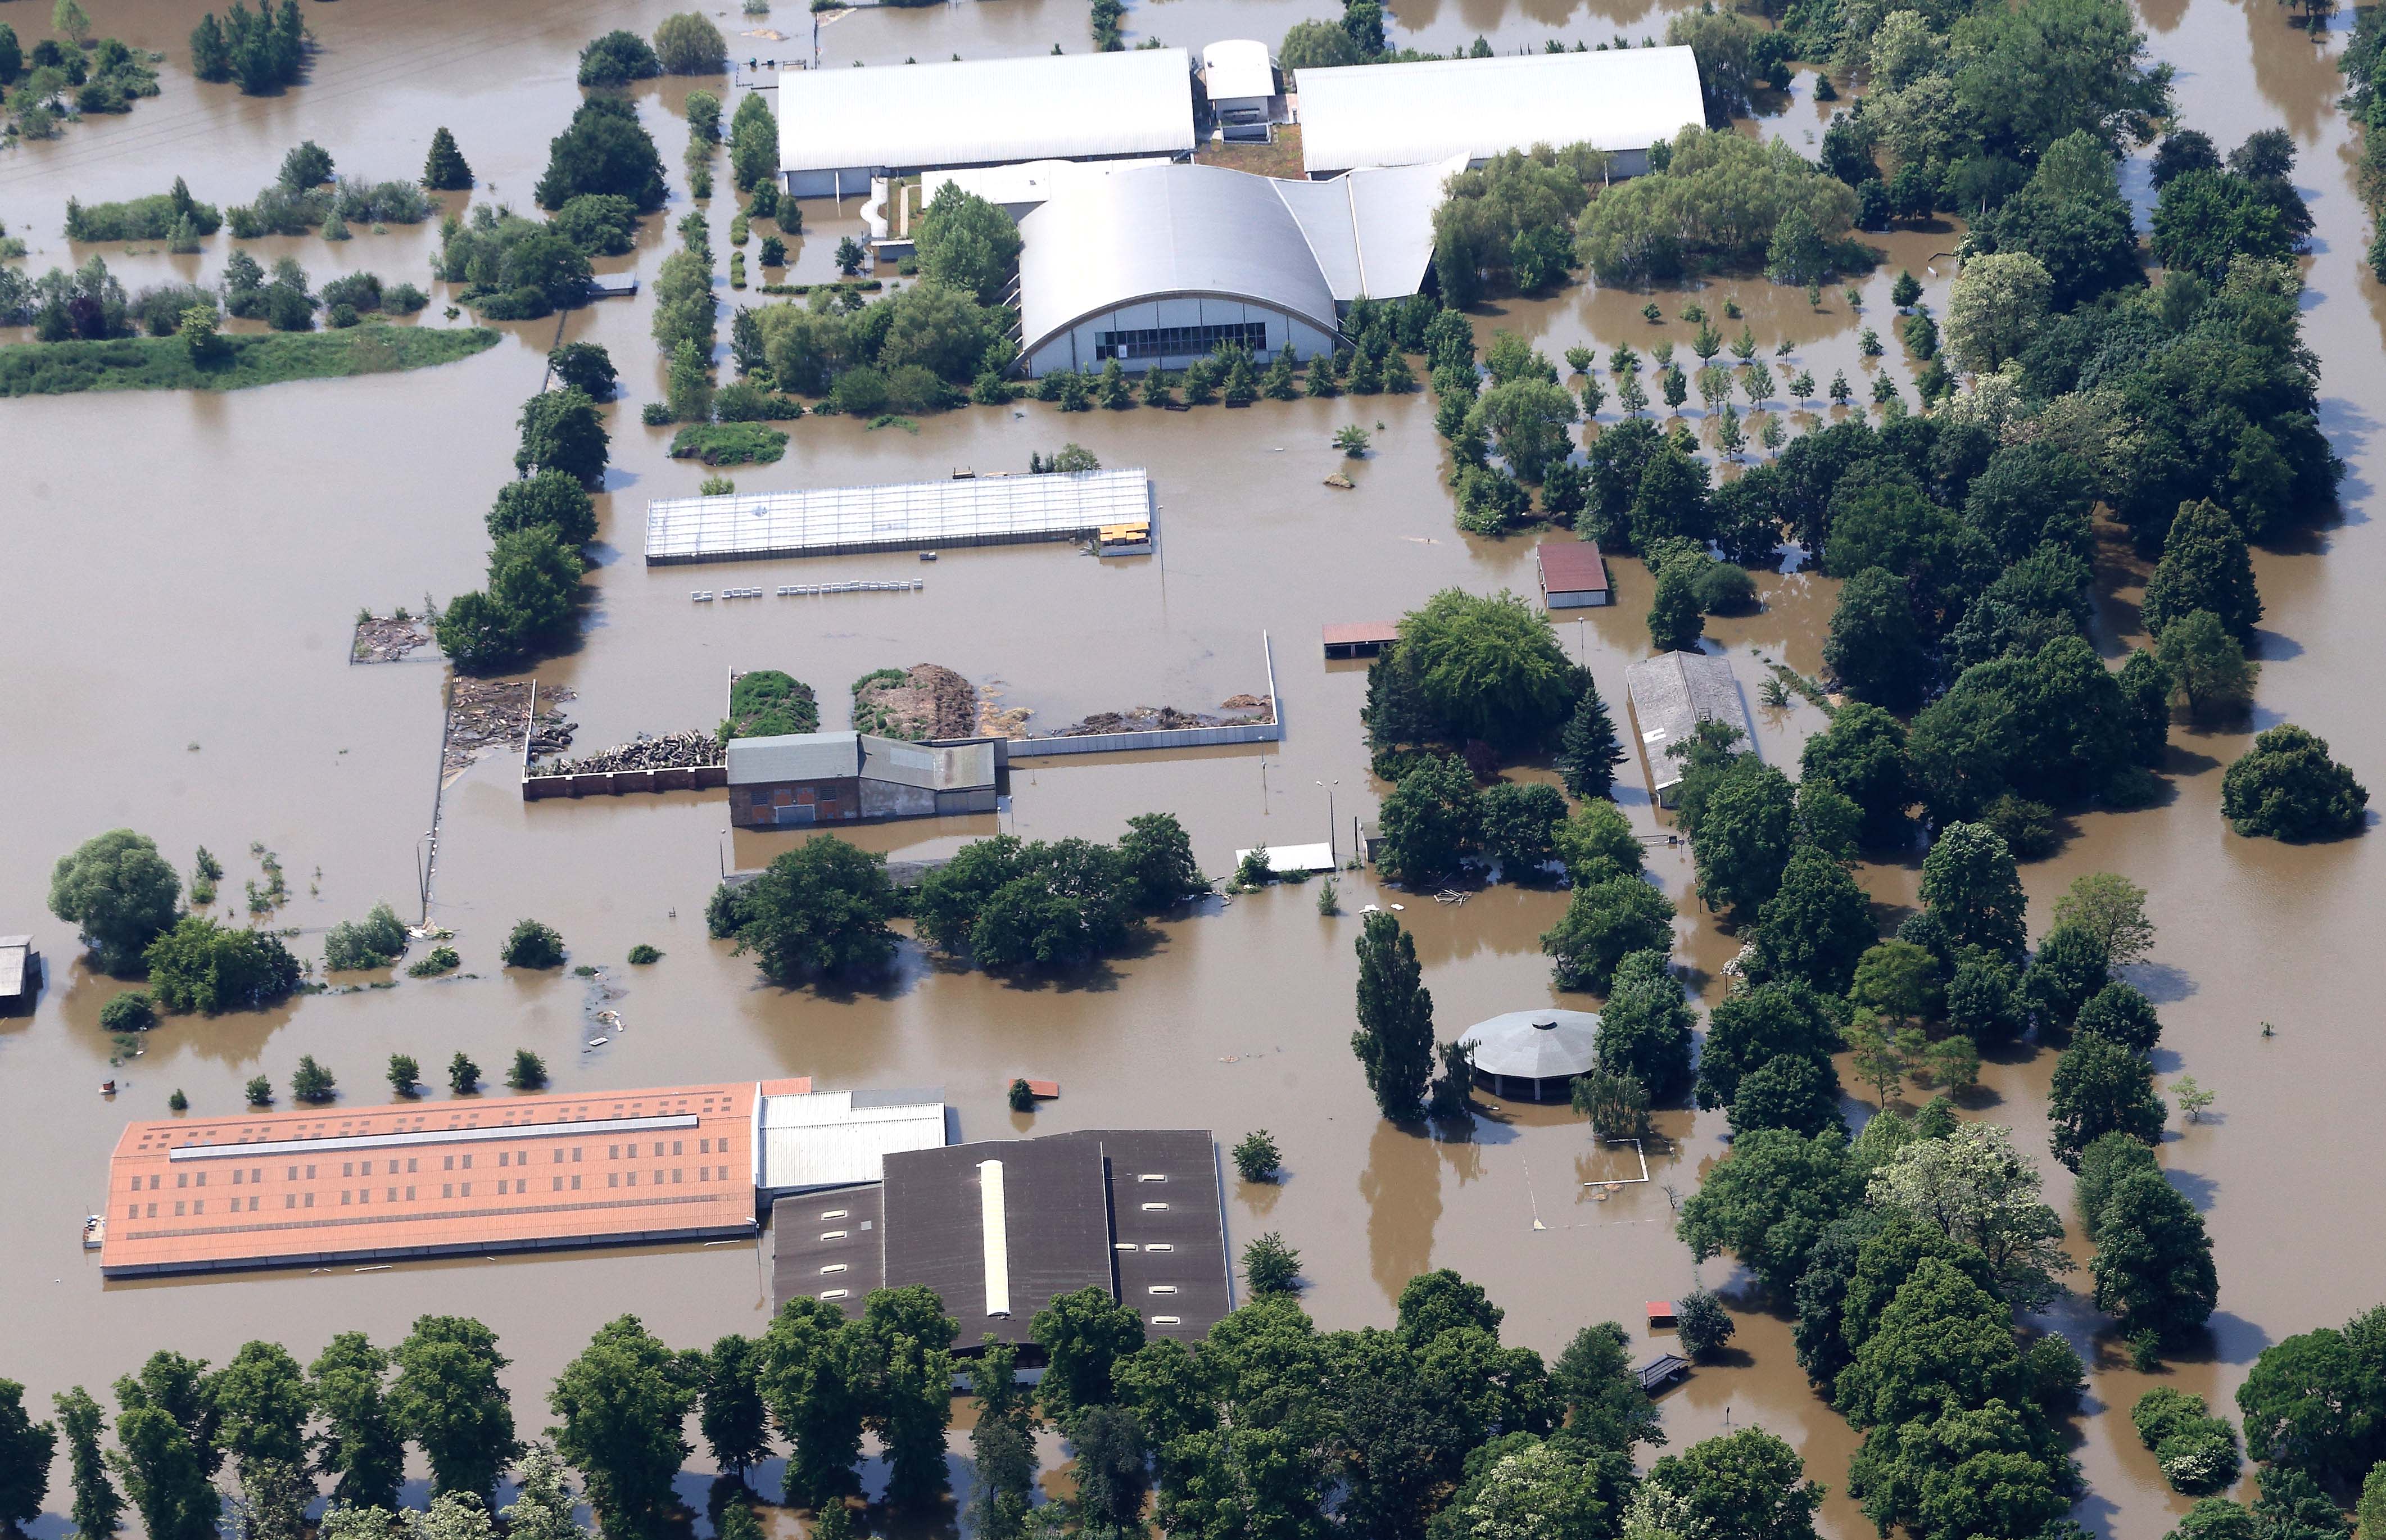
[{"left": 3, "top": 0, "right": 2385, "bottom": 1533}]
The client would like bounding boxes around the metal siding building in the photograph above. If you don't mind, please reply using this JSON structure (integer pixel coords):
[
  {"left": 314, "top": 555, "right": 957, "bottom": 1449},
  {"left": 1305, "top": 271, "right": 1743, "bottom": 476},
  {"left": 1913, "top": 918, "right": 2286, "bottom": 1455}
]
[
  {"left": 1015, "top": 160, "right": 1457, "bottom": 377},
  {"left": 1537, "top": 538, "right": 1612, "bottom": 609},
  {"left": 755, "top": 1089, "right": 949, "bottom": 1196},
  {"left": 1295, "top": 48, "right": 1708, "bottom": 177},
  {"left": 1623, "top": 651, "right": 1755, "bottom": 804},
  {"left": 777, "top": 50, "right": 1198, "bottom": 197},
  {"left": 726, "top": 731, "right": 998, "bottom": 828}
]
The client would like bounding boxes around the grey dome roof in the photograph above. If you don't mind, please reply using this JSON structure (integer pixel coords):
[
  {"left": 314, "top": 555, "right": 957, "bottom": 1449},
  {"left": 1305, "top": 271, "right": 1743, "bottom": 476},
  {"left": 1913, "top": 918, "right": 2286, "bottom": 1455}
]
[{"left": 1457, "top": 1009, "right": 1600, "bottom": 1080}]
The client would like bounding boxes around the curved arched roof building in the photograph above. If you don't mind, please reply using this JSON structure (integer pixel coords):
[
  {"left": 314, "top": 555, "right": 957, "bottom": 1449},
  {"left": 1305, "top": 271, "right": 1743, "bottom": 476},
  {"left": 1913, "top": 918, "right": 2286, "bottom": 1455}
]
[
  {"left": 1013, "top": 159, "right": 1456, "bottom": 378},
  {"left": 1457, "top": 1009, "right": 1601, "bottom": 1103}
]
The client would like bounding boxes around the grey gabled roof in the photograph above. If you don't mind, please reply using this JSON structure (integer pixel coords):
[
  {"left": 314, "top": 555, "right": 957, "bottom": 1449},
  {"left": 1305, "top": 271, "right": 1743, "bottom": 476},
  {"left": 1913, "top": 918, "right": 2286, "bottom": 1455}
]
[
  {"left": 1457, "top": 1009, "right": 1601, "bottom": 1080},
  {"left": 726, "top": 731, "right": 863, "bottom": 786},
  {"left": 1624, "top": 651, "right": 1753, "bottom": 792}
]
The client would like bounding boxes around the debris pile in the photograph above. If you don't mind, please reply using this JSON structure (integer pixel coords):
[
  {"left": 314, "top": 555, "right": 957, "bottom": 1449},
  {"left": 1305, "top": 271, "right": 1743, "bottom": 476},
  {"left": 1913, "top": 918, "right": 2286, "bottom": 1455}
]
[
  {"left": 854, "top": 663, "right": 977, "bottom": 740},
  {"left": 532, "top": 730, "right": 723, "bottom": 777},
  {"left": 444, "top": 681, "right": 576, "bottom": 780},
  {"left": 1047, "top": 696, "right": 1274, "bottom": 737},
  {"left": 352, "top": 615, "right": 433, "bottom": 664}
]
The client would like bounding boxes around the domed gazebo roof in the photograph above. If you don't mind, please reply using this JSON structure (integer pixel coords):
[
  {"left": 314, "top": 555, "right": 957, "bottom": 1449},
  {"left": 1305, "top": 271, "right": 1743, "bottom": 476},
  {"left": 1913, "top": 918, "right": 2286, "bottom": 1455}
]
[{"left": 1457, "top": 1009, "right": 1601, "bottom": 1081}]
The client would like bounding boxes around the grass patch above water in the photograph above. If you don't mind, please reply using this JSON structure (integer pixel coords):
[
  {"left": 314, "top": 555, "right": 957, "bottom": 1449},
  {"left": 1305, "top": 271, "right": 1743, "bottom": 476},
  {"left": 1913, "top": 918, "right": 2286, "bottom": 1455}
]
[
  {"left": 0, "top": 325, "right": 502, "bottom": 397},
  {"left": 669, "top": 422, "right": 789, "bottom": 465}
]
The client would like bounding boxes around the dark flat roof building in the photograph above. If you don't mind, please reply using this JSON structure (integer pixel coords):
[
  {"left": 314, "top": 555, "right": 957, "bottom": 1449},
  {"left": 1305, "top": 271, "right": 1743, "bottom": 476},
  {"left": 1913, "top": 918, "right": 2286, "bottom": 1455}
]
[{"left": 772, "top": 1127, "right": 1231, "bottom": 1349}]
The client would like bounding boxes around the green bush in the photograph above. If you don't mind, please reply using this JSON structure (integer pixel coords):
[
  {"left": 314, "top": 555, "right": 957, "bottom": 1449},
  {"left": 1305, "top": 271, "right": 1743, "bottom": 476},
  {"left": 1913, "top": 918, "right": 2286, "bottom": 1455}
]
[
  {"left": 627, "top": 944, "right": 662, "bottom": 964},
  {"left": 324, "top": 901, "right": 410, "bottom": 970},
  {"left": 722, "top": 669, "right": 820, "bottom": 740},
  {"left": 0, "top": 328, "right": 499, "bottom": 398},
  {"left": 65, "top": 186, "right": 224, "bottom": 242},
  {"left": 99, "top": 991, "right": 157, "bottom": 1032},
  {"left": 500, "top": 918, "right": 567, "bottom": 969},
  {"left": 144, "top": 916, "right": 304, "bottom": 1014},
  {"left": 508, "top": 1049, "right": 549, "bottom": 1090},
  {"left": 714, "top": 379, "right": 804, "bottom": 421},
  {"left": 669, "top": 422, "right": 788, "bottom": 464},
  {"left": 406, "top": 946, "right": 460, "bottom": 977}
]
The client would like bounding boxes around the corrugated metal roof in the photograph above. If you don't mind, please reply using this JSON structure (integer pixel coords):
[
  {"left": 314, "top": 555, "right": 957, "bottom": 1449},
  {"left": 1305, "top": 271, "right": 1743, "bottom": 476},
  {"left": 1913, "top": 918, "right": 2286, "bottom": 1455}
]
[
  {"left": 860, "top": 736, "right": 996, "bottom": 792},
  {"left": 1297, "top": 47, "right": 1707, "bottom": 174},
  {"left": 1321, "top": 621, "right": 1400, "bottom": 645},
  {"left": 0, "top": 938, "right": 26, "bottom": 1000},
  {"left": 1624, "top": 651, "right": 1754, "bottom": 792},
  {"left": 726, "top": 732, "right": 862, "bottom": 786},
  {"left": 777, "top": 49, "right": 1197, "bottom": 176},
  {"left": 1459, "top": 1009, "right": 1601, "bottom": 1079},
  {"left": 1202, "top": 39, "right": 1275, "bottom": 102},
  {"left": 757, "top": 1089, "right": 948, "bottom": 1194}
]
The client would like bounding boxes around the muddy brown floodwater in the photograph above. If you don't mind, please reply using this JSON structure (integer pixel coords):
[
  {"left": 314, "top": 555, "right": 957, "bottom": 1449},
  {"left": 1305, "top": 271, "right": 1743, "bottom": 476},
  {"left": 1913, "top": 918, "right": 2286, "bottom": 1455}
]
[{"left": 3, "top": 0, "right": 2385, "bottom": 1532}]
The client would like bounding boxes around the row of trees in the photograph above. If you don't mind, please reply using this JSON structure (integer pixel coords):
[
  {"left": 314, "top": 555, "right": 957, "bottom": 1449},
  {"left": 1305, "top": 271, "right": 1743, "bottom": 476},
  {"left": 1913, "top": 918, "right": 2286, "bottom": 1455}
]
[
  {"left": 432, "top": 391, "right": 606, "bottom": 669},
  {"left": 703, "top": 816, "right": 1206, "bottom": 984},
  {"left": 0, "top": 1268, "right": 1822, "bottom": 1540}
]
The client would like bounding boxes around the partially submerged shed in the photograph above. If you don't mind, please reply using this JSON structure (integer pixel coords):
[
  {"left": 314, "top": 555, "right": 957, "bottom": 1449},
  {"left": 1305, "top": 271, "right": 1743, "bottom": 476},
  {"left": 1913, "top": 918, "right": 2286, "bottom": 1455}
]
[
  {"left": 726, "top": 731, "right": 998, "bottom": 828},
  {"left": 1623, "top": 651, "right": 1754, "bottom": 805},
  {"left": 1322, "top": 621, "right": 1398, "bottom": 659},
  {"left": 0, "top": 936, "right": 31, "bottom": 1007},
  {"left": 1457, "top": 1009, "right": 1601, "bottom": 1102},
  {"left": 1536, "top": 539, "right": 1610, "bottom": 609}
]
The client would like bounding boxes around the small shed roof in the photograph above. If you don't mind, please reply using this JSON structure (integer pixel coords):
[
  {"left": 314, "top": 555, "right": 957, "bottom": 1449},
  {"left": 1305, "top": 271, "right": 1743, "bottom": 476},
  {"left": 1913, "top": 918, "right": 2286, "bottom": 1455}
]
[
  {"left": 777, "top": 49, "right": 1197, "bottom": 176},
  {"left": 1322, "top": 621, "right": 1400, "bottom": 647},
  {"left": 1234, "top": 843, "right": 1335, "bottom": 874},
  {"left": 1624, "top": 651, "right": 1753, "bottom": 793},
  {"left": 1458, "top": 1009, "right": 1601, "bottom": 1080},
  {"left": 1202, "top": 39, "right": 1275, "bottom": 101},
  {"left": 0, "top": 937, "right": 27, "bottom": 1000},
  {"left": 1296, "top": 47, "right": 1706, "bottom": 174},
  {"left": 1537, "top": 539, "right": 1608, "bottom": 595}
]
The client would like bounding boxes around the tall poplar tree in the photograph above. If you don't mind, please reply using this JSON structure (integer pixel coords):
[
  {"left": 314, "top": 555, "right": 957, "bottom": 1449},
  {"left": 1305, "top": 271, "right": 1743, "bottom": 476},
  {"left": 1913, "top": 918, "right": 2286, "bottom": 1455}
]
[{"left": 1352, "top": 912, "right": 1435, "bottom": 1121}]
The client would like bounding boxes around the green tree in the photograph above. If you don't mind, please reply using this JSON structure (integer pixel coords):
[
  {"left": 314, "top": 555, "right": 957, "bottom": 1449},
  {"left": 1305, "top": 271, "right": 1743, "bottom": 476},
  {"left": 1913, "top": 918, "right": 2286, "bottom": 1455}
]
[
  {"left": 1728, "top": 1053, "right": 1847, "bottom": 1140},
  {"left": 1851, "top": 940, "right": 1941, "bottom": 1035},
  {"left": 1353, "top": 911, "right": 1436, "bottom": 1121},
  {"left": 1552, "top": 799, "right": 1641, "bottom": 886},
  {"left": 49, "top": 829, "right": 182, "bottom": 974},
  {"left": 1751, "top": 848, "right": 1875, "bottom": 995},
  {"left": 1243, "top": 1233, "right": 1303, "bottom": 1296},
  {"left": 2052, "top": 871, "right": 2156, "bottom": 966},
  {"left": 1477, "top": 782, "right": 1567, "bottom": 877},
  {"left": 1919, "top": 822, "right": 2027, "bottom": 959},
  {"left": 1468, "top": 378, "right": 1579, "bottom": 483},
  {"left": 2143, "top": 499, "right": 2261, "bottom": 641},
  {"left": 449, "top": 1053, "right": 481, "bottom": 1093},
  {"left": 2075, "top": 982, "right": 2162, "bottom": 1052},
  {"left": 1377, "top": 754, "right": 1479, "bottom": 884},
  {"left": 109, "top": 1357, "right": 221, "bottom": 1540},
  {"left": 390, "top": 1317, "right": 520, "bottom": 1502},
  {"left": 1824, "top": 566, "right": 1931, "bottom": 708},
  {"left": 910, "top": 184, "right": 1020, "bottom": 306},
  {"left": 1573, "top": 1066, "right": 1652, "bottom": 1139},
  {"left": 1542, "top": 875, "right": 1674, "bottom": 994},
  {"left": 1647, "top": 563, "right": 1705, "bottom": 653},
  {"left": 1555, "top": 679, "right": 1626, "bottom": 799},
  {"left": 2222, "top": 724, "right": 2370, "bottom": 839},
  {"left": 1030, "top": 1287, "right": 1146, "bottom": 1424},
  {"left": 1633, "top": 1428, "right": 1825, "bottom": 1540},
  {"left": 757, "top": 1299, "right": 863, "bottom": 1508},
  {"left": 290, "top": 1055, "right": 336, "bottom": 1103},
  {"left": 309, "top": 1334, "right": 403, "bottom": 1511},
  {"left": 1396, "top": 588, "right": 1581, "bottom": 750},
  {"left": 535, "top": 99, "right": 668, "bottom": 212},
  {"left": 2022, "top": 920, "right": 2109, "bottom": 1031},
  {"left": 1279, "top": 17, "right": 1361, "bottom": 81},
  {"left": 423, "top": 126, "right": 472, "bottom": 190},
  {"left": 725, "top": 837, "right": 897, "bottom": 982},
  {"left": 515, "top": 387, "right": 610, "bottom": 486},
  {"left": 692, "top": 1336, "right": 769, "bottom": 1479},
  {"left": 1687, "top": 758, "right": 1796, "bottom": 918},
  {"left": 499, "top": 917, "right": 567, "bottom": 969},
  {"left": 1799, "top": 703, "right": 1912, "bottom": 843},
  {"left": 2091, "top": 1170, "right": 2219, "bottom": 1344},
  {"left": 848, "top": 1288, "right": 957, "bottom": 1506},
  {"left": 143, "top": 917, "right": 304, "bottom": 1014},
  {"left": 2156, "top": 608, "right": 2257, "bottom": 717},
  {"left": 213, "top": 1340, "right": 310, "bottom": 1485},
  {"left": 2048, "top": 1035, "right": 2165, "bottom": 1167},
  {"left": 1232, "top": 1130, "right": 1281, "bottom": 1183},
  {"left": 1678, "top": 1127, "right": 1863, "bottom": 1298},
  {"left": 488, "top": 469, "right": 599, "bottom": 548},
  {"left": 1869, "top": 1122, "right": 2072, "bottom": 1310},
  {"left": 651, "top": 10, "right": 725, "bottom": 72},
  {"left": 53, "top": 1388, "right": 120, "bottom": 1540},
  {"left": 1595, "top": 950, "right": 1694, "bottom": 1102},
  {"left": 1944, "top": 250, "right": 2051, "bottom": 373},
  {"left": 1696, "top": 981, "right": 1841, "bottom": 1112},
  {"left": 0, "top": 1383, "right": 52, "bottom": 1536},
  {"left": 1117, "top": 812, "right": 1203, "bottom": 908},
  {"left": 2234, "top": 1325, "right": 2383, "bottom": 1488}
]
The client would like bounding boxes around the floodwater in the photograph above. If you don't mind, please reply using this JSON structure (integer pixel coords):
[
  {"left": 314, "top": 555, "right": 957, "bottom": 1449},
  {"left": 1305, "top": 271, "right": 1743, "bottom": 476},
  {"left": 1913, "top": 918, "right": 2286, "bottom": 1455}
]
[{"left": 1, "top": 0, "right": 2382, "bottom": 1532}]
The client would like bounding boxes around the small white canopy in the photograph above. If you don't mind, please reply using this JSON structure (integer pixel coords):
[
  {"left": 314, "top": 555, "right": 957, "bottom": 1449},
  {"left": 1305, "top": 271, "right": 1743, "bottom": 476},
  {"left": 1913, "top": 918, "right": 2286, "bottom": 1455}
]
[
  {"left": 1459, "top": 1009, "right": 1600, "bottom": 1080},
  {"left": 1202, "top": 39, "right": 1275, "bottom": 102}
]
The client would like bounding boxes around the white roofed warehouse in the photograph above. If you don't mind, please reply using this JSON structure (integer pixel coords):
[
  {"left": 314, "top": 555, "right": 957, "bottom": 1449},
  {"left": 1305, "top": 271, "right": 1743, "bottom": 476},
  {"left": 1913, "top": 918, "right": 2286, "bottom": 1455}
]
[
  {"left": 1295, "top": 48, "right": 1708, "bottom": 178},
  {"left": 776, "top": 50, "right": 1198, "bottom": 197},
  {"left": 1014, "top": 159, "right": 1457, "bottom": 377}
]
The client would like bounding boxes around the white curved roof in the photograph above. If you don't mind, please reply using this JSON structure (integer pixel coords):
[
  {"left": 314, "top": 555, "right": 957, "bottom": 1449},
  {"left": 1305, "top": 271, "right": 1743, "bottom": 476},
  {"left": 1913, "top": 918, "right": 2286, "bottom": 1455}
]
[
  {"left": 1015, "top": 160, "right": 1457, "bottom": 355},
  {"left": 777, "top": 49, "right": 1196, "bottom": 176},
  {"left": 1202, "top": 39, "right": 1275, "bottom": 101},
  {"left": 1458, "top": 1010, "right": 1601, "bottom": 1080},
  {"left": 1017, "top": 164, "right": 1342, "bottom": 355},
  {"left": 1297, "top": 47, "right": 1706, "bottom": 174}
]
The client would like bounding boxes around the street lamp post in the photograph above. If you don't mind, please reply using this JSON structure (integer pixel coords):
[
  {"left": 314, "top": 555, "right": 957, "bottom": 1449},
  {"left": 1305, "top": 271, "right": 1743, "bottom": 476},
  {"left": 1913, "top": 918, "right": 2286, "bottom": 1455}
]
[
  {"left": 718, "top": 828, "right": 731, "bottom": 881},
  {"left": 1316, "top": 780, "right": 1337, "bottom": 862}
]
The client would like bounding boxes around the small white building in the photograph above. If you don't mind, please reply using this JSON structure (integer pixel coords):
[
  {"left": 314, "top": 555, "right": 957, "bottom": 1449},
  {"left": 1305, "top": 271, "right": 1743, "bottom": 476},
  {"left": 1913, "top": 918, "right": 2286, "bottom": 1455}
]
[
  {"left": 777, "top": 49, "right": 1198, "bottom": 198},
  {"left": 1015, "top": 158, "right": 1459, "bottom": 377},
  {"left": 1295, "top": 47, "right": 1707, "bottom": 178},
  {"left": 1201, "top": 39, "right": 1285, "bottom": 141}
]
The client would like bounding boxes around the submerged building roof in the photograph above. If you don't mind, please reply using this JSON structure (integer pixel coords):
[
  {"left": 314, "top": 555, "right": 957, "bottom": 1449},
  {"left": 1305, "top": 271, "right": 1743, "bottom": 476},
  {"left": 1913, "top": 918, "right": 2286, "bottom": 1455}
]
[
  {"left": 1296, "top": 48, "right": 1707, "bottom": 175},
  {"left": 1459, "top": 1010, "right": 1601, "bottom": 1081},
  {"left": 1015, "top": 159, "right": 1459, "bottom": 359},
  {"left": 1624, "top": 651, "right": 1754, "bottom": 794},
  {"left": 755, "top": 1088, "right": 948, "bottom": 1195},
  {"left": 645, "top": 469, "right": 1153, "bottom": 564},
  {"left": 777, "top": 49, "right": 1197, "bottom": 177},
  {"left": 726, "top": 732, "right": 997, "bottom": 791}
]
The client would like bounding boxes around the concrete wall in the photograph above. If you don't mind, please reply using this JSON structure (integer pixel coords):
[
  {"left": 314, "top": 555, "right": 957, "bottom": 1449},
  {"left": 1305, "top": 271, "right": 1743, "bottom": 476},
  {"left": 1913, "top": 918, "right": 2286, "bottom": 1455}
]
[
  {"left": 523, "top": 766, "right": 728, "bottom": 800},
  {"left": 1025, "top": 296, "right": 1335, "bottom": 378},
  {"left": 1004, "top": 720, "right": 1281, "bottom": 758}
]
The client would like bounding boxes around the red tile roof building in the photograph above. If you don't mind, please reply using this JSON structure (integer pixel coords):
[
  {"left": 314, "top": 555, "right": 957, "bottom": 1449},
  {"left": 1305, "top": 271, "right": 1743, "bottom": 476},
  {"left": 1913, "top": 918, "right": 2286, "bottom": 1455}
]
[{"left": 101, "top": 1079, "right": 809, "bottom": 1278}]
